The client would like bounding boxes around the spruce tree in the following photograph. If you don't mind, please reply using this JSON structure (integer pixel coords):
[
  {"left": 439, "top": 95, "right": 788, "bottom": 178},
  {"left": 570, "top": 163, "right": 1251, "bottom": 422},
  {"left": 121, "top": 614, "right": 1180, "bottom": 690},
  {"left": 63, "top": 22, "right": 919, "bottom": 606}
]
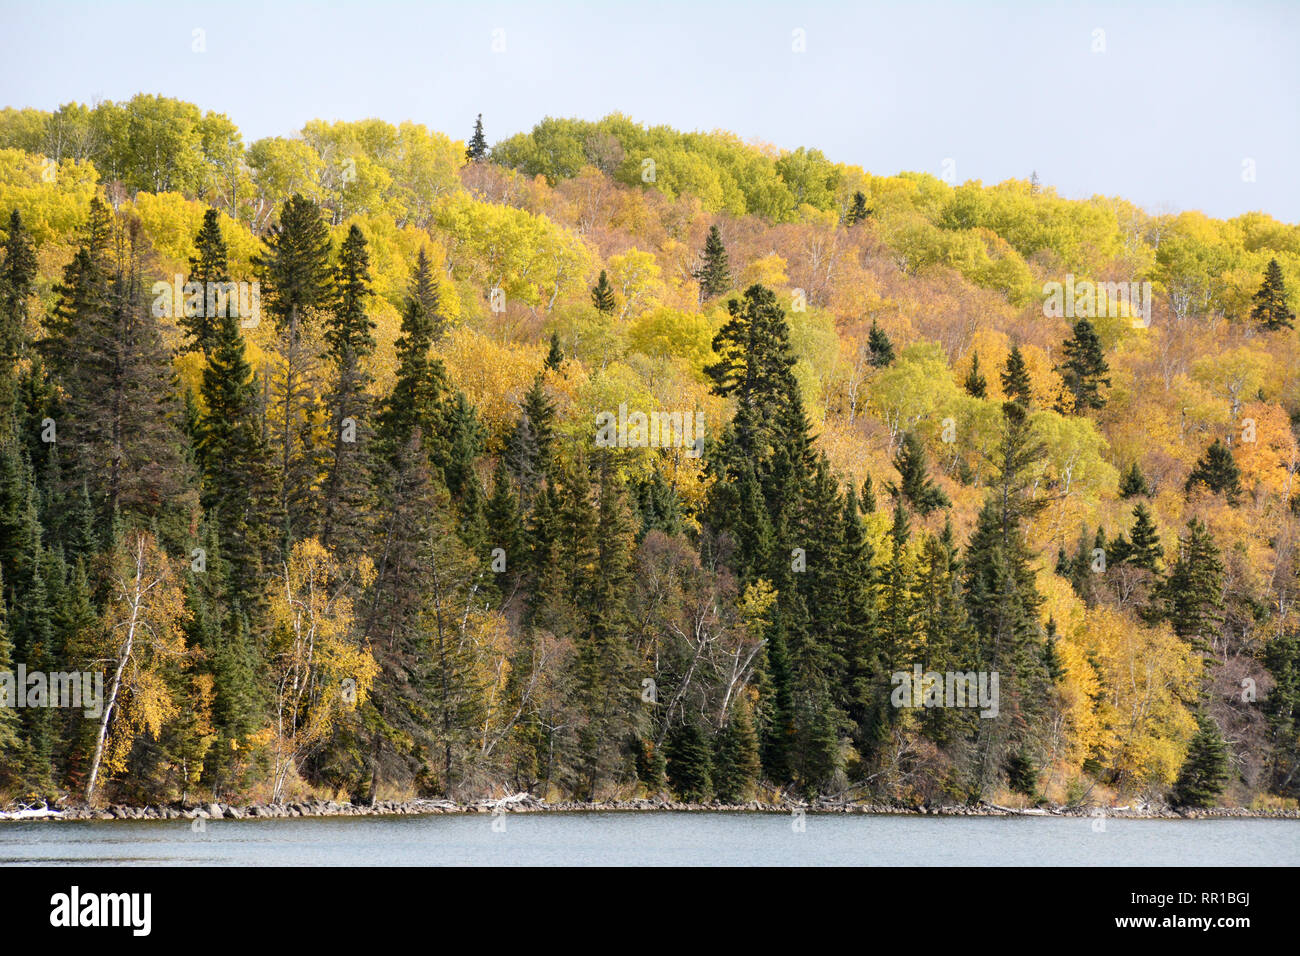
[
  {"left": 544, "top": 330, "right": 564, "bottom": 370},
  {"left": 963, "top": 350, "right": 987, "bottom": 398},
  {"left": 590, "top": 269, "right": 617, "bottom": 314},
  {"left": 181, "top": 207, "right": 230, "bottom": 357},
  {"left": 0, "top": 209, "right": 37, "bottom": 432},
  {"left": 1056, "top": 316, "right": 1110, "bottom": 412},
  {"left": 665, "top": 719, "right": 713, "bottom": 802},
  {"left": 1171, "top": 713, "right": 1230, "bottom": 807},
  {"left": 694, "top": 225, "right": 732, "bottom": 302},
  {"left": 1162, "top": 518, "right": 1225, "bottom": 650},
  {"left": 713, "top": 702, "right": 761, "bottom": 803},
  {"left": 1000, "top": 345, "right": 1032, "bottom": 407},
  {"left": 466, "top": 114, "right": 489, "bottom": 163},
  {"left": 889, "top": 430, "right": 950, "bottom": 515},
  {"left": 867, "top": 320, "right": 895, "bottom": 368},
  {"left": 320, "top": 224, "right": 377, "bottom": 562},
  {"left": 845, "top": 191, "right": 870, "bottom": 226},
  {"left": 1127, "top": 503, "right": 1163, "bottom": 573},
  {"left": 1185, "top": 438, "right": 1243, "bottom": 505},
  {"left": 1119, "top": 460, "right": 1151, "bottom": 498},
  {"left": 1250, "top": 258, "right": 1295, "bottom": 331}
]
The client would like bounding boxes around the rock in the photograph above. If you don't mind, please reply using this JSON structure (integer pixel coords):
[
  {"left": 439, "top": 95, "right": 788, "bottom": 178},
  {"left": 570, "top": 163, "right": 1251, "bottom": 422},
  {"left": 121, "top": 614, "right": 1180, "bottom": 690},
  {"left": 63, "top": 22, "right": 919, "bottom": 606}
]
[{"left": 206, "top": 803, "right": 224, "bottom": 820}]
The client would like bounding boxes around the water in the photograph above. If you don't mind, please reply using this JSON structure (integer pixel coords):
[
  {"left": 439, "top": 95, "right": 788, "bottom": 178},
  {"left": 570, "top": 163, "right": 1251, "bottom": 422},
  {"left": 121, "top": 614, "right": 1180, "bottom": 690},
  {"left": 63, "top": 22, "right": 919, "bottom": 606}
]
[{"left": 2, "top": 813, "right": 1296, "bottom": 866}]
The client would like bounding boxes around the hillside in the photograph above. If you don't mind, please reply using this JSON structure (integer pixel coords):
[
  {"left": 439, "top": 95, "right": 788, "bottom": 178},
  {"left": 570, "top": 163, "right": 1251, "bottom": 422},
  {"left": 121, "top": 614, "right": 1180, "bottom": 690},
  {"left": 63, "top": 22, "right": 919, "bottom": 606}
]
[{"left": 0, "top": 96, "right": 1297, "bottom": 809}]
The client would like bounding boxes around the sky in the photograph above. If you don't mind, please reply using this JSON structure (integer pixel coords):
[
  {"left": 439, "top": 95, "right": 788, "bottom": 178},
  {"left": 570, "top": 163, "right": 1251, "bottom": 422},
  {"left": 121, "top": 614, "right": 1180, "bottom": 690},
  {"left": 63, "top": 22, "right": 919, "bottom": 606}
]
[{"left": 1, "top": 0, "right": 1297, "bottom": 222}]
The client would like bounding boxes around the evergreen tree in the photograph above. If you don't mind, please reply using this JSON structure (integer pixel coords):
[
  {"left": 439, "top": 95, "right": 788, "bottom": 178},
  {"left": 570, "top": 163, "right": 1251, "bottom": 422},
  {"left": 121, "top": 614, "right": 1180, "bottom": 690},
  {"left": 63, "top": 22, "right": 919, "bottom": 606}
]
[
  {"left": 1056, "top": 316, "right": 1110, "bottom": 412},
  {"left": 1171, "top": 713, "right": 1230, "bottom": 807},
  {"left": 255, "top": 194, "right": 334, "bottom": 549},
  {"left": 466, "top": 114, "right": 489, "bottom": 163},
  {"left": 665, "top": 719, "right": 713, "bottom": 802},
  {"left": 181, "top": 207, "right": 230, "bottom": 357},
  {"left": 1262, "top": 629, "right": 1300, "bottom": 797},
  {"left": 1119, "top": 460, "right": 1151, "bottom": 498},
  {"left": 1000, "top": 346, "right": 1032, "bottom": 407},
  {"left": 320, "top": 224, "right": 377, "bottom": 562},
  {"left": 1250, "top": 258, "right": 1295, "bottom": 331},
  {"left": 889, "top": 430, "right": 950, "bottom": 515},
  {"left": 1127, "top": 503, "right": 1163, "bottom": 573},
  {"left": 544, "top": 330, "right": 564, "bottom": 370},
  {"left": 963, "top": 351, "right": 987, "bottom": 398},
  {"left": 1162, "top": 518, "right": 1225, "bottom": 651},
  {"left": 867, "top": 320, "right": 895, "bottom": 368},
  {"left": 694, "top": 225, "right": 732, "bottom": 302},
  {"left": 1185, "top": 438, "right": 1243, "bottom": 504},
  {"left": 590, "top": 269, "right": 617, "bottom": 314},
  {"left": 712, "top": 697, "right": 761, "bottom": 802},
  {"left": 845, "top": 191, "right": 871, "bottom": 226},
  {"left": 0, "top": 209, "right": 37, "bottom": 432}
]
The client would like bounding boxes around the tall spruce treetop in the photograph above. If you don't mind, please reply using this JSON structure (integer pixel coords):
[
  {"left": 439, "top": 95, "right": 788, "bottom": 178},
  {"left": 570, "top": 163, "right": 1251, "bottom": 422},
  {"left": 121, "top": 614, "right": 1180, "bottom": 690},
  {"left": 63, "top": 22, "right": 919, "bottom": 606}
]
[
  {"left": 377, "top": 247, "right": 453, "bottom": 469},
  {"left": 963, "top": 350, "right": 987, "bottom": 398},
  {"left": 1185, "top": 438, "right": 1243, "bottom": 505},
  {"left": 1163, "top": 517, "right": 1225, "bottom": 649},
  {"left": 867, "top": 321, "right": 895, "bottom": 368},
  {"left": 888, "top": 430, "right": 950, "bottom": 515},
  {"left": 590, "top": 269, "right": 617, "bottom": 314},
  {"left": 1250, "top": 258, "right": 1295, "bottom": 331},
  {"left": 845, "top": 191, "right": 870, "bottom": 226},
  {"left": 544, "top": 330, "right": 565, "bottom": 371},
  {"left": 1119, "top": 460, "right": 1151, "bottom": 498},
  {"left": 1056, "top": 316, "right": 1110, "bottom": 412},
  {"left": 694, "top": 225, "right": 732, "bottom": 302},
  {"left": 1000, "top": 345, "right": 1032, "bottom": 407},
  {"left": 0, "top": 209, "right": 37, "bottom": 431},
  {"left": 182, "top": 207, "right": 230, "bottom": 356},
  {"left": 1127, "top": 503, "right": 1163, "bottom": 573},
  {"left": 466, "top": 114, "right": 489, "bottom": 163},
  {"left": 256, "top": 193, "right": 333, "bottom": 337}
]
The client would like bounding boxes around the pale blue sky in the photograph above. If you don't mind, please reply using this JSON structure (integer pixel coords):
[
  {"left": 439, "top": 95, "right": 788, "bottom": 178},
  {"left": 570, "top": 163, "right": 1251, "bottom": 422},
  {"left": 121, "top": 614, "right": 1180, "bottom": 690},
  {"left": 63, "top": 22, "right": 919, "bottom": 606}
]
[{"left": 1, "top": 0, "right": 1297, "bottom": 221}]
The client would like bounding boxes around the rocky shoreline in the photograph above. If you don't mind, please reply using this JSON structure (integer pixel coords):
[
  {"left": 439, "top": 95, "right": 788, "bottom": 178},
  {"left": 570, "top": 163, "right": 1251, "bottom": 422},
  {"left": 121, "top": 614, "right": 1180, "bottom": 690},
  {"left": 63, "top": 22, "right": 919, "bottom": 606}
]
[{"left": 3, "top": 794, "right": 1298, "bottom": 822}]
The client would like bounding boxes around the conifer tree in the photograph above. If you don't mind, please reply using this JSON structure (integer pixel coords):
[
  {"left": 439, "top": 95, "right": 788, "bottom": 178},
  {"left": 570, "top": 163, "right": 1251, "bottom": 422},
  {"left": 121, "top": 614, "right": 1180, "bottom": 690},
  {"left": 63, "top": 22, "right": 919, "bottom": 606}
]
[
  {"left": 845, "top": 190, "right": 870, "bottom": 226},
  {"left": 1119, "top": 460, "right": 1151, "bottom": 498},
  {"left": 963, "top": 350, "right": 987, "bottom": 398},
  {"left": 1171, "top": 713, "right": 1230, "bottom": 807},
  {"left": 544, "top": 330, "right": 564, "bottom": 370},
  {"left": 1056, "top": 316, "right": 1110, "bottom": 412},
  {"left": 889, "top": 430, "right": 950, "bottom": 515},
  {"left": 694, "top": 225, "right": 731, "bottom": 302},
  {"left": 255, "top": 194, "right": 334, "bottom": 548},
  {"left": 665, "top": 718, "right": 713, "bottom": 802},
  {"left": 320, "top": 224, "right": 377, "bottom": 562},
  {"left": 1162, "top": 518, "right": 1225, "bottom": 650},
  {"left": 466, "top": 114, "right": 489, "bottom": 163},
  {"left": 712, "top": 697, "right": 761, "bottom": 802},
  {"left": 1000, "top": 345, "right": 1032, "bottom": 407},
  {"left": 181, "top": 207, "right": 230, "bottom": 357},
  {"left": 590, "top": 270, "right": 616, "bottom": 314},
  {"left": 867, "top": 320, "right": 895, "bottom": 368},
  {"left": 1185, "top": 438, "right": 1243, "bottom": 504},
  {"left": 1250, "top": 258, "right": 1295, "bottom": 331},
  {"left": 1127, "top": 503, "right": 1163, "bottom": 573},
  {"left": 0, "top": 209, "right": 37, "bottom": 431}
]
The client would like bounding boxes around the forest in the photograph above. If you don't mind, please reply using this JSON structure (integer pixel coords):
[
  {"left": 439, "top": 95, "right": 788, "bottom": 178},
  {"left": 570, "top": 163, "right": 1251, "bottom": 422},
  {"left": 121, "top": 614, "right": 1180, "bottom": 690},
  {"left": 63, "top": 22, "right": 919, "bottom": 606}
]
[{"left": 0, "top": 97, "right": 1297, "bottom": 810}]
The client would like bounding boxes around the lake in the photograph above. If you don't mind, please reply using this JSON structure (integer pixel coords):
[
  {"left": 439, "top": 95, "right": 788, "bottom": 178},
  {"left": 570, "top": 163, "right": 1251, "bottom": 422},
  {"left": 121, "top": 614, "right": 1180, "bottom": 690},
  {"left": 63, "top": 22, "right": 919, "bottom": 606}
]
[{"left": 1, "top": 812, "right": 1296, "bottom": 866}]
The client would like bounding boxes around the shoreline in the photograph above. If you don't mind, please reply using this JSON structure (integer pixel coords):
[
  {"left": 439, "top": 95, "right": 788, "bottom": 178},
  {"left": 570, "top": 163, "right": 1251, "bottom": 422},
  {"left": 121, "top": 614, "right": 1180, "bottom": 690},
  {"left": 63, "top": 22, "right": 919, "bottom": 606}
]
[{"left": 4, "top": 796, "right": 1298, "bottom": 822}]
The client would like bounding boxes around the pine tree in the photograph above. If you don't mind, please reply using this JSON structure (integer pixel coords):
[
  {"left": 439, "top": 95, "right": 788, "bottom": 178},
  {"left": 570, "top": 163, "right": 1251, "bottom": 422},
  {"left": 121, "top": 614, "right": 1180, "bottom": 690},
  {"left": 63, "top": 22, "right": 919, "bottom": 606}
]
[
  {"left": 867, "top": 320, "right": 895, "bottom": 368},
  {"left": 1162, "top": 518, "right": 1224, "bottom": 650},
  {"left": 466, "top": 114, "right": 489, "bottom": 163},
  {"left": 0, "top": 209, "right": 37, "bottom": 433},
  {"left": 1250, "top": 258, "right": 1295, "bottom": 331},
  {"left": 665, "top": 719, "right": 713, "bottom": 802},
  {"left": 590, "top": 269, "right": 617, "bottom": 314},
  {"left": 963, "top": 350, "right": 987, "bottom": 398},
  {"left": 544, "top": 330, "right": 564, "bottom": 370},
  {"left": 1127, "top": 503, "right": 1163, "bottom": 573},
  {"left": 320, "top": 224, "right": 377, "bottom": 562},
  {"left": 1119, "top": 460, "right": 1151, "bottom": 498},
  {"left": 694, "top": 225, "right": 732, "bottom": 302},
  {"left": 255, "top": 194, "right": 334, "bottom": 549},
  {"left": 1000, "top": 346, "right": 1032, "bottom": 407},
  {"left": 181, "top": 207, "right": 230, "bottom": 357},
  {"left": 376, "top": 248, "right": 454, "bottom": 479},
  {"left": 889, "top": 430, "right": 950, "bottom": 515},
  {"left": 845, "top": 191, "right": 871, "bottom": 226},
  {"left": 1185, "top": 438, "right": 1243, "bottom": 505},
  {"left": 1056, "top": 316, "right": 1110, "bottom": 412},
  {"left": 1171, "top": 713, "right": 1230, "bottom": 807},
  {"left": 712, "top": 697, "right": 761, "bottom": 802}
]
